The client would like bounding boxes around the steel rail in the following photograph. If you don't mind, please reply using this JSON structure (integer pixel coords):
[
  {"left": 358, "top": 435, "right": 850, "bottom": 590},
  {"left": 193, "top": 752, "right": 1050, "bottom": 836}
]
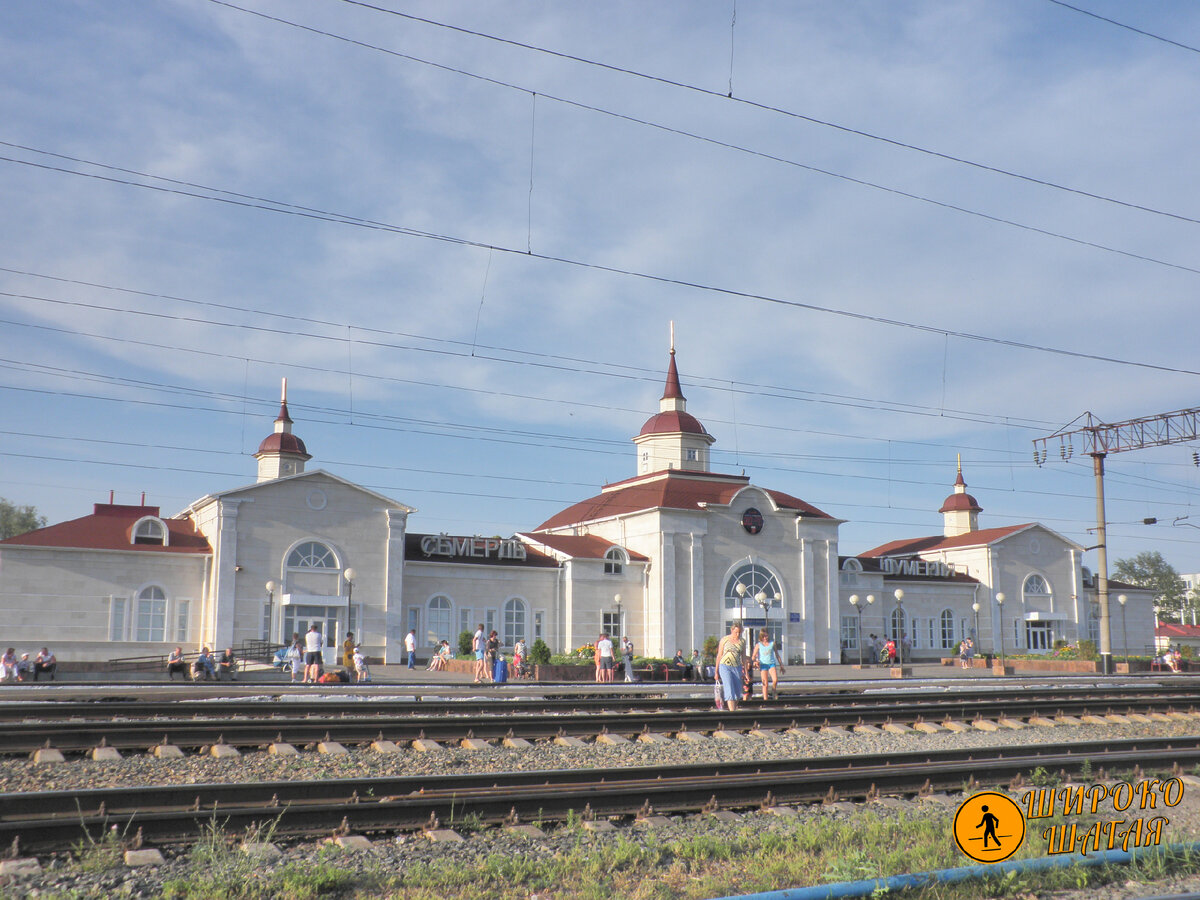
[
  {"left": 2, "top": 695, "right": 1199, "bottom": 754},
  {"left": 3, "top": 736, "right": 1197, "bottom": 852},
  {"left": 1, "top": 683, "right": 1196, "bottom": 723}
]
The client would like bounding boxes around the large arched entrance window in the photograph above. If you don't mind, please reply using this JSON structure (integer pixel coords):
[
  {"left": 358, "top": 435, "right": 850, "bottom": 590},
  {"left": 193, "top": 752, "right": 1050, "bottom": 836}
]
[
  {"left": 280, "top": 540, "right": 352, "bottom": 653},
  {"left": 724, "top": 561, "right": 784, "bottom": 648},
  {"left": 1023, "top": 574, "right": 1054, "bottom": 650}
]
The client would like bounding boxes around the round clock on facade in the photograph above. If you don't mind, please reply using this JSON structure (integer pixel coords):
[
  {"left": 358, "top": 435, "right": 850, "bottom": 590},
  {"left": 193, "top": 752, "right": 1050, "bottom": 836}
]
[{"left": 741, "top": 507, "right": 764, "bottom": 535}]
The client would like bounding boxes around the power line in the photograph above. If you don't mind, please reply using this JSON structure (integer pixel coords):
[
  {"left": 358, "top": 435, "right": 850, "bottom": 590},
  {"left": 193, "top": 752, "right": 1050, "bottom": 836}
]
[
  {"left": 0, "top": 282, "right": 1064, "bottom": 428},
  {"left": 1045, "top": 0, "right": 1200, "bottom": 55},
  {"left": 4, "top": 146, "right": 1200, "bottom": 380},
  {"left": 324, "top": 0, "right": 1200, "bottom": 227}
]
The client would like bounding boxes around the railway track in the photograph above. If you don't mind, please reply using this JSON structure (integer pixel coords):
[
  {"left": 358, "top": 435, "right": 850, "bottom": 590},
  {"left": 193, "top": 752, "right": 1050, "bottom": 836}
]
[
  {"left": 4, "top": 688, "right": 1200, "bottom": 755},
  {"left": 3, "top": 683, "right": 1197, "bottom": 725},
  {"left": 3, "top": 736, "right": 1195, "bottom": 852}
]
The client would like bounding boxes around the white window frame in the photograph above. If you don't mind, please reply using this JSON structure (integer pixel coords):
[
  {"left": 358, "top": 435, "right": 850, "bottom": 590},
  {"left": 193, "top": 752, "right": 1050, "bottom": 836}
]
[
  {"left": 135, "top": 586, "right": 167, "bottom": 642},
  {"left": 503, "top": 597, "right": 527, "bottom": 647},
  {"left": 428, "top": 595, "right": 452, "bottom": 647},
  {"left": 940, "top": 609, "right": 956, "bottom": 649},
  {"left": 109, "top": 595, "right": 128, "bottom": 642},
  {"left": 131, "top": 516, "right": 168, "bottom": 546}
]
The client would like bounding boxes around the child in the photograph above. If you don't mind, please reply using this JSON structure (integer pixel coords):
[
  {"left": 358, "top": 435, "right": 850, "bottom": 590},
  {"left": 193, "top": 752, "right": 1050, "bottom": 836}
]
[{"left": 352, "top": 645, "right": 370, "bottom": 682}]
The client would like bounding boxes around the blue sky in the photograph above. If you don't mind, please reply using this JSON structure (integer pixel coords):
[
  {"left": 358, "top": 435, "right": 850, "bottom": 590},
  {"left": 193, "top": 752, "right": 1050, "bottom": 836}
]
[{"left": 3, "top": 0, "right": 1200, "bottom": 573}]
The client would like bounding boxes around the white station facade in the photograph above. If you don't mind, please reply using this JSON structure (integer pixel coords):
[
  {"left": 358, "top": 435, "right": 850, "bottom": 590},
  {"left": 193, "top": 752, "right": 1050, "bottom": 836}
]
[{"left": 0, "top": 353, "right": 1155, "bottom": 664}]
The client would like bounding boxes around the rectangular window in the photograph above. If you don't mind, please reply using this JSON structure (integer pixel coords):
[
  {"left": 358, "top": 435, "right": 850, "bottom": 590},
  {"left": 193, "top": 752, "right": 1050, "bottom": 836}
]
[
  {"left": 459, "top": 608, "right": 474, "bottom": 640},
  {"left": 135, "top": 596, "right": 166, "bottom": 642},
  {"left": 685, "top": 448, "right": 697, "bottom": 461},
  {"left": 602, "top": 611, "right": 620, "bottom": 636},
  {"left": 534, "top": 611, "right": 543, "bottom": 641},
  {"left": 485, "top": 609, "right": 497, "bottom": 637},
  {"left": 261, "top": 602, "right": 272, "bottom": 642},
  {"left": 840, "top": 615, "right": 859, "bottom": 650},
  {"left": 176, "top": 599, "right": 191, "bottom": 643},
  {"left": 110, "top": 596, "right": 127, "bottom": 642}
]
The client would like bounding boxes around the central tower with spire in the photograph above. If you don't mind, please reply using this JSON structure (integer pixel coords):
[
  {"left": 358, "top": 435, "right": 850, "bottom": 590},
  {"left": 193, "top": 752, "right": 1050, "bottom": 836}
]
[
  {"left": 254, "top": 378, "right": 312, "bottom": 482},
  {"left": 632, "top": 325, "right": 715, "bottom": 474}
]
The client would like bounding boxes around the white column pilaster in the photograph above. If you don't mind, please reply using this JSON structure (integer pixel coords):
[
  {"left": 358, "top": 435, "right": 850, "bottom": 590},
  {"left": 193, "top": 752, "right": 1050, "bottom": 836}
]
[{"left": 383, "top": 508, "right": 408, "bottom": 664}]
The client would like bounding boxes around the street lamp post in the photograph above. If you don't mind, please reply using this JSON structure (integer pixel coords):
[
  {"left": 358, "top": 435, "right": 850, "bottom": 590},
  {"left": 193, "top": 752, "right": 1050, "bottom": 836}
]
[
  {"left": 893, "top": 589, "right": 905, "bottom": 666},
  {"left": 849, "top": 595, "right": 862, "bottom": 665},
  {"left": 995, "top": 592, "right": 1006, "bottom": 669},
  {"left": 971, "top": 601, "right": 980, "bottom": 644},
  {"left": 265, "top": 580, "right": 277, "bottom": 644},
  {"left": 343, "top": 568, "right": 356, "bottom": 661},
  {"left": 1117, "top": 594, "right": 1129, "bottom": 665}
]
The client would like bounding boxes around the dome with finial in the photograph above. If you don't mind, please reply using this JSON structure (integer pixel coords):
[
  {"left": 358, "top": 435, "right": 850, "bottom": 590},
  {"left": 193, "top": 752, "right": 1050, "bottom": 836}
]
[
  {"left": 939, "top": 456, "right": 981, "bottom": 537},
  {"left": 632, "top": 326, "right": 715, "bottom": 475},
  {"left": 254, "top": 378, "right": 312, "bottom": 482},
  {"left": 938, "top": 464, "right": 981, "bottom": 514}
]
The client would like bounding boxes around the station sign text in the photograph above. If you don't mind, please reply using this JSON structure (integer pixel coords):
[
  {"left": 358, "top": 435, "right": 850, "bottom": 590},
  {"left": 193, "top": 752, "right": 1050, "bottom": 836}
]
[{"left": 420, "top": 533, "right": 527, "bottom": 561}]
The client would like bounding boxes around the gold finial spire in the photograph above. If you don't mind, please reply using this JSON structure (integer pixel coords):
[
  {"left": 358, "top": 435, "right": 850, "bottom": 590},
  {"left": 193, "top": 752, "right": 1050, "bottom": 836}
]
[
  {"left": 669, "top": 320, "right": 675, "bottom": 355},
  {"left": 281, "top": 377, "right": 288, "bottom": 404},
  {"left": 956, "top": 452, "right": 961, "bottom": 474}
]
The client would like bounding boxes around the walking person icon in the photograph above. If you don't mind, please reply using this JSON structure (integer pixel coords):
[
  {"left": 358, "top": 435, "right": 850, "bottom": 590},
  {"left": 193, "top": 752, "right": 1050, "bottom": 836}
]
[
  {"left": 954, "top": 791, "right": 1025, "bottom": 863},
  {"left": 977, "top": 805, "right": 1001, "bottom": 849}
]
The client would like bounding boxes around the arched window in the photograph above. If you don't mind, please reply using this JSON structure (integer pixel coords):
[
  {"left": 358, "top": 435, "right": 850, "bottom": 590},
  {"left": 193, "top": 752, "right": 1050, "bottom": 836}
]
[
  {"left": 135, "top": 585, "right": 167, "bottom": 642},
  {"left": 132, "top": 517, "right": 167, "bottom": 546},
  {"left": 287, "top": 541, "right": 337, "bottom": 569},
  {"left": 939, "top": 609, "right": 955, "bottom": 649},
  {"left": 840, "top": 558, "right": 862, "bottom": 586},
  {"left": 427, "top": 595, "right": 452, "bottom": 647},
  {"left": 604, "top": 547, "right": 625, "bottom": 575},
  {"left": 503, "top": 597, "right": 527, "bottom": 647},
  {"left": 724, "top": 562, "right": 783, "bottom": 610},
  {"left": 1023, "top": 574, "right": 1051, "bottom": 600}
]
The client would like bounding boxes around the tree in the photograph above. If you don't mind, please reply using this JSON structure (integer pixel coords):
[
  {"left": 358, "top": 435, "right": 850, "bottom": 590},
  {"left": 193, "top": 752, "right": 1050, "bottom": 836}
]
[
  {"left": 0, "top": 499, "right": 46, "bottom": 540},
  {"left": 1112, "top": 551, "right": 1187, "bottom": 620}
]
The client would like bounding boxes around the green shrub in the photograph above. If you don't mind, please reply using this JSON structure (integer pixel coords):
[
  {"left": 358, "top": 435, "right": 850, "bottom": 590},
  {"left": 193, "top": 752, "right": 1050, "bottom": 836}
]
[
  {"left": 529, "top": 638, "right": 552, "bottom": 665},
  {"left": 457, "top": 630, "right": 473, "bottom": 657},
  {"left": 1076, "top": 640, "right": 1098, "bottom": 661},
  {"left": 702, "top": 635, "right": 719, "bottom": 666}
]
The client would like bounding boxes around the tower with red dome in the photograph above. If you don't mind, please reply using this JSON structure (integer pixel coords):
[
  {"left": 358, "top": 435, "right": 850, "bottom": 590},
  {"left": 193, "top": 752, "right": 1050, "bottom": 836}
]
[
  {"left": 254, "top": 378, "right": 312, "bottom": 482},
  {"left": 631, "top": 343, "right": 716, "bottom": 475}
]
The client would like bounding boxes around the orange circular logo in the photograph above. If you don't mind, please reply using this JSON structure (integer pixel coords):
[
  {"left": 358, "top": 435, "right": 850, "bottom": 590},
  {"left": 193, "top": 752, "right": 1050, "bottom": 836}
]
[{"left": 953, "top": 791, "right": 1026, "bottom": 863}]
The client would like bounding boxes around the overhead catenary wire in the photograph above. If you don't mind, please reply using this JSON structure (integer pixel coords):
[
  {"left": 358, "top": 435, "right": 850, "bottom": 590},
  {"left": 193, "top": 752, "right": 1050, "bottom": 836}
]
[
  {"left": 325, "top": 0, "right": 1200, "bottom": 227},
  {"left": 3, "top": 147, "right": 1200, "bottom": 379}
]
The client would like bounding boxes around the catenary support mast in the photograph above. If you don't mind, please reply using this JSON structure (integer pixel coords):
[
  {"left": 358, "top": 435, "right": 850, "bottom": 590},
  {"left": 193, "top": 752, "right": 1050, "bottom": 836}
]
[{"left": 1034, "top": 406, "right": 1200, "bottom": 675}]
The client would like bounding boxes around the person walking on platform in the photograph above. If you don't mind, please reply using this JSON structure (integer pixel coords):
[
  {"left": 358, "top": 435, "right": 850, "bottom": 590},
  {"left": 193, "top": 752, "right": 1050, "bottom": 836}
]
[
  {"left": 472, "top": 623, "right": 487, "bottom": 683},
  {"left": 755, "top": 629, "right": 781, "bottom": 701},
  {"left": 716, "top": 623, "right": 745, "bottom": 711},
  {"left": 303, "top": 623, "right": 324, "bottom": 684}
]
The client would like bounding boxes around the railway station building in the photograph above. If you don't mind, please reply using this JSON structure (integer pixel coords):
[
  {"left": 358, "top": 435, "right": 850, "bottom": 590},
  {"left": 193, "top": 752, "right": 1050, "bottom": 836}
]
[{"left": 0, "top": 352, "right": 1155, "bottom": 665}]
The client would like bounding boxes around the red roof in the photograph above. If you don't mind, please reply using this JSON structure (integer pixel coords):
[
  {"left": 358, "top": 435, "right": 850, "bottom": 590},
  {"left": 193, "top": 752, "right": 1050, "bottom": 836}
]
[
  {"left": 938, "top": 492, "right": 981, "bottom": 513},
  {"left": 662, "top": 351, "right": 684, "bottom": 401},
  {"left": 521, "top": 532, "right": 648, "bottom": 561},
  {"left": 0, "top": 504, "right": 211, "bottom": 554},
  {"left": 536, "top": 470, "right": 832, "bottom": 531},
  {"left": 860, "top": 523, "right": 1032, "bottom": 557},
  {"left": 637, "top": 410, "right": 709, "bottom": 437},
  {"left": 255, "top": 432, "right": 310, "bottom": 457},
  {"left": 1156, "top": 623, "right": 1200, "bottom": 638}
]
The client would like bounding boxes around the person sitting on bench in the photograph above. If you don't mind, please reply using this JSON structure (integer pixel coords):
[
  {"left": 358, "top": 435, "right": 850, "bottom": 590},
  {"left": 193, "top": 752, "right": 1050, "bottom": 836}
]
[{"left": 217, "top": 647, "right": 238, "bottom": 680}]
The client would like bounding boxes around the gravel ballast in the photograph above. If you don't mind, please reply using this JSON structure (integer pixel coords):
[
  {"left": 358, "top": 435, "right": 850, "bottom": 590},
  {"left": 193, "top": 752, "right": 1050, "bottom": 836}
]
[{"left": 3, "top": 717, "right": 1200, "bottom": 899}]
